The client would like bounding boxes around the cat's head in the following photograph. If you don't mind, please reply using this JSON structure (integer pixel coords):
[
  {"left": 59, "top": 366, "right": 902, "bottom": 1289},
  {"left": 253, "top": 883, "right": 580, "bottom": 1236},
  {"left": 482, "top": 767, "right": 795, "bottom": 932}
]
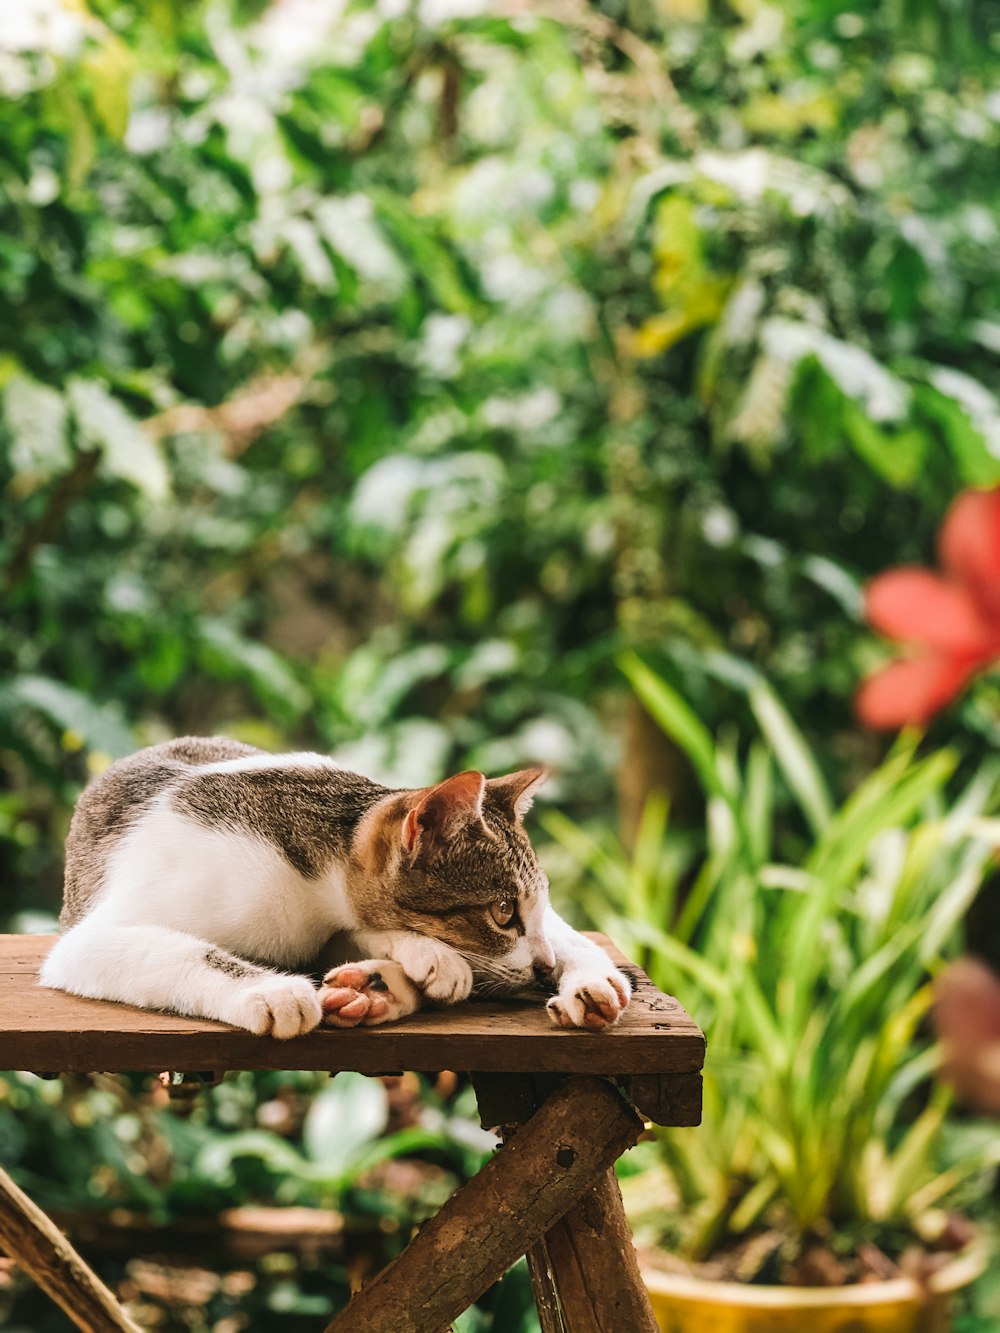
[{"left": 352, "top": 769, "right": 556, "bottom": 992}]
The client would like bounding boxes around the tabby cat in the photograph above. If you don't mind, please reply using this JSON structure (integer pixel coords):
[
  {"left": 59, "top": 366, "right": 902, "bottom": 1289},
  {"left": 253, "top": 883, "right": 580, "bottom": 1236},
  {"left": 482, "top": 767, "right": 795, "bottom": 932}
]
[{"left": 40, "top": 738, "right": 631, "bottom": 1037}]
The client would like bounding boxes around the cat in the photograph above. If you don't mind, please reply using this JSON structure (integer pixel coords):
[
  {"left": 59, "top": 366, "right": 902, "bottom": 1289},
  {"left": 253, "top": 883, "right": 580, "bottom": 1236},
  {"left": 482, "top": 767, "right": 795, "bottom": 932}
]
[{"left": 40, "top": 737, "right": 632, "bottom": 1038}]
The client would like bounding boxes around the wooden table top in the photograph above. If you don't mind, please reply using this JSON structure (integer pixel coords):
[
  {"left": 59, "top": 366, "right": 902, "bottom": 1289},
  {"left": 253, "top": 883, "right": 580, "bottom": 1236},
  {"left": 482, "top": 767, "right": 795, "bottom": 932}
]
[{"left": 0, "top": 934, "right": 705, "bottom": 1077}]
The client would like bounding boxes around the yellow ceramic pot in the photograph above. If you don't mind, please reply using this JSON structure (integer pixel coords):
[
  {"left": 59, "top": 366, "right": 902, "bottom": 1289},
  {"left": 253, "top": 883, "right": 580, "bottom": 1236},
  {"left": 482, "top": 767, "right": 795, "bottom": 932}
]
[{"left": 643, "top": 1249, "right": 986, "bottom": 1333}]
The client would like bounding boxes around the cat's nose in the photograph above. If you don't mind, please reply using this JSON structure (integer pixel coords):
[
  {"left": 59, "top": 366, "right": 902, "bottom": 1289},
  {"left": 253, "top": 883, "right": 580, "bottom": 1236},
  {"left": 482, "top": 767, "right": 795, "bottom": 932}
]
[{"left": 533, "top": 959, "right": 555, "bottom": 985}]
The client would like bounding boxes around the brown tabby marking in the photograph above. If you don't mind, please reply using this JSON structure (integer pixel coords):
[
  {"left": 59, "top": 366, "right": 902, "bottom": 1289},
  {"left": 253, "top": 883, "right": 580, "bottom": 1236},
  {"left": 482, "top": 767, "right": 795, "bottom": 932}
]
[
  {"left": 204, "top": 948, "right": 264, "bottom": 981},
  {"left": 346, "top": 784, "right": 547, "bottom": 962},
  {"left": 173, "top": 765, "right": 384, "bottom": 879},
  {"left": 60, "top": 737, "right": 261, "bottom": 928}
]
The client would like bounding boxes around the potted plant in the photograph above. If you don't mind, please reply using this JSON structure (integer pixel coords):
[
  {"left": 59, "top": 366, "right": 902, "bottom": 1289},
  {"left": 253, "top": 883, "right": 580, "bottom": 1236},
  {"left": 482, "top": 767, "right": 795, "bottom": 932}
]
[{"left": 545, "top": 654, "right": 999, "bottom": 1331}]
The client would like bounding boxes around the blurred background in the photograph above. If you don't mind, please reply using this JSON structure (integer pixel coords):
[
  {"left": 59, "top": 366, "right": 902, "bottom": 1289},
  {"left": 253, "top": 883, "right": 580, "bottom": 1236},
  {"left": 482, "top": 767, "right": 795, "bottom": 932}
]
[{"left": 2, "top": 0, "right": 1000, "bottom": 1328}]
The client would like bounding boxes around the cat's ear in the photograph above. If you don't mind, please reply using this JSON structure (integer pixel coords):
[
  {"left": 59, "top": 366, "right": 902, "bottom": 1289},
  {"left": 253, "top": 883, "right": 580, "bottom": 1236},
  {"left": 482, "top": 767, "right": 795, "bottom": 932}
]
[
  {"left": 402, "top": 771, "right": 487, "bottom": 854},
  {"left": 487, "top": 768, "right": 548, "bottom": 820}
]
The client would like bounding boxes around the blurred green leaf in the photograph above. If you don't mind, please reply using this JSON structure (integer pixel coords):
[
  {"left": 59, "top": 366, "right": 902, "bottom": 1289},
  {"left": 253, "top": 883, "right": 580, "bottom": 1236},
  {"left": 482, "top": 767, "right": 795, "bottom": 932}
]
[
  {"left": 3, "top": 376, "right": 70, "bottom": 487},
  {"left": 0, "top": 676, "right": 135, "bottom": 760},
  {"left": 302, "top": 1074, "right": 389, "bottom": 1180},
  {"left": 67, "top": 379, "right": 169, "bottom": 502},
  {"left": 198, "top": 621, "right": 310, "bottom": 720}
]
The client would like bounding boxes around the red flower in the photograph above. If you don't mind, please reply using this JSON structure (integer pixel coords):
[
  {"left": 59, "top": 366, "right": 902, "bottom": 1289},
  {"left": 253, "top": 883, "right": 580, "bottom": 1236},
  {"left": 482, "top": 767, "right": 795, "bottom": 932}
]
[{"left": 856, "top": 488, "right": 1000, "bottom": 728}]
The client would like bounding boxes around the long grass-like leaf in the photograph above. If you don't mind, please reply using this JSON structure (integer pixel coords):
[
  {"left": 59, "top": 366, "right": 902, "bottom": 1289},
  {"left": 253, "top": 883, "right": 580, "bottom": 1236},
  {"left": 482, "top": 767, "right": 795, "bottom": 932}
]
[
  {"left": 749, "top": 681, "right": 833, "bottom": 835},
  {"left": 782, "top": 751, "right": 958, "bottom": 1034},
  {"left": 673, "top": 845, "right": 725, "bottom": 944},
  {"left": 737, "top": 971, "right": 788, "bottom": 1076},
  {"left": 633, "top": 792, "right": 672, "bottom": 920},
  {"left": 561, "top": 659, "right": 1000, "bottom": 1256},
  {"left": 920, "top": 857, "right": 992, "bottom": 963},
  {"left": 541, "top": 810, "right": 631, "bottom": 901},
  {"left": 620, "top": 652, "right": 732, "bottom": 805},
  {"left": 874, "top": 1086, "right": 951, "bottom": 1221},
  {"left": 744, "top": 741, "right": 774, "bottom": 868}
]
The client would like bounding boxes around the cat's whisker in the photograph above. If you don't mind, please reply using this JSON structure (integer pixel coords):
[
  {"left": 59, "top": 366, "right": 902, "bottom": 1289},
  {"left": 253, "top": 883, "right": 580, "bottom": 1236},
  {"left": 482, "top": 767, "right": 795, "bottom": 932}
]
[
  {"left": 459, "top": 948, "right": 538, "bottom": 995},
  {"left": 461, "top": 948, "right": 523, "bottom": 975}
]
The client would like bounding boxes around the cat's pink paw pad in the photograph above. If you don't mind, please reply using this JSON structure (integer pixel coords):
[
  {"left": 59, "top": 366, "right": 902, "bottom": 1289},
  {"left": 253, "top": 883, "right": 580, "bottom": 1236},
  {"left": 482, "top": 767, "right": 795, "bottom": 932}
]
[
  {"left": 546, "top": 970, "right": 631, "bottom": 1030},
  {"left": 319, "top": 961, "right": 418, "bottom": 1028},
  {"left": 321, "top": 986, "right": 388, "bottom": 1025}
]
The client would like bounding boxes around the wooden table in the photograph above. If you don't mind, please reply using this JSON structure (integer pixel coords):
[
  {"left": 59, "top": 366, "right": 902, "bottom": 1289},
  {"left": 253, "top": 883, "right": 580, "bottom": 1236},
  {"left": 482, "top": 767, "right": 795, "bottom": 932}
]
[{"left": 0, "top": 933, "right": 705, "bottom": 1333}]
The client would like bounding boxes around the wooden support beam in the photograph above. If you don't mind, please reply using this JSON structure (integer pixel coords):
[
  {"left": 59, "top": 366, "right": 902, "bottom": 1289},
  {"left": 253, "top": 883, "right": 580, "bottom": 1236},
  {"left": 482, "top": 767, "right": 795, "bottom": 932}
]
[
  {"left": 477, "top": 1073, "right": 659, "bottom": 1333},
  {"left": 474, "top": 1069, "right": 702, "bottom": 1133},
  {"left": 324, "top": 1076, "right": 644, "bottom": 1333},
  {"left": 619, "top": 1071, "right": 702, "bottom": 1127},
  {"left": 0, "top": 1164, "right": 141, "bottom": 1333},
  {"left": 524, "top": 1243, "right": 567, "bottom": 1333},
  {"left": 525, "top": 1167, "right": 658, "bottom": 1333},
  {"left": 471, "top": 1069, "right": 561, "bottom": 1130}
]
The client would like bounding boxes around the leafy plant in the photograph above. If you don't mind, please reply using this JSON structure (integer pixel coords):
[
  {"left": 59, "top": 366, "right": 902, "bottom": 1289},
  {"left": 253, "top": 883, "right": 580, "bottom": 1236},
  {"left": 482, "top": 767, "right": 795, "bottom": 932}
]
[
  {"left": 3, "top": 0, "right": 1000, "bottom": 1316},
  {"left": 0, "top": 1065, "right": 533, "bottom": 1329},
  {"left": 6, "top": 0, "right": 1000, "bottom": 913},
  {"left": 547, "top": 655, "right": 1000, "bottom": 1269}
]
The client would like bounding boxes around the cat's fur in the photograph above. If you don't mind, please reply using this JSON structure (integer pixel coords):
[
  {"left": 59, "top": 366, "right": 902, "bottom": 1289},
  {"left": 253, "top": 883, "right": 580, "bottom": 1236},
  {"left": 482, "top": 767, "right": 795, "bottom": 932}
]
[{"left": 41, "top": 737, "right": 631, "bottom": 1038}]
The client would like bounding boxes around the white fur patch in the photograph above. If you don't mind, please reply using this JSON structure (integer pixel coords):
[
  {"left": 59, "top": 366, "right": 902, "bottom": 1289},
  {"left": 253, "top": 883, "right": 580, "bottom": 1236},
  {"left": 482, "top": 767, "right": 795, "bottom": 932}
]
[
  {"left": 352, "top": 928, "right": 474, "bottom": 1003},
  {"left": 39, "top": 796, "right": 357, "bottom": 1036},
  {"left": 96, "top": 799, "right": 356, "bottom": 965}
]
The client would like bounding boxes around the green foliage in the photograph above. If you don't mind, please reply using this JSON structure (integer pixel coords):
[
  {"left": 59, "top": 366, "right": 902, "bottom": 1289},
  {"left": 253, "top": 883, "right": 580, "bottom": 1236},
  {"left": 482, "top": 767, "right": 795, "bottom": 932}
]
[
  {"left": 547, "top": 660, "right": 1000, "bottom": 1261},
  {"left": 2, "top": 0, "right": 1000, "bottom": 1316},
  {"left": 603, "top": 0, "right": 1000, "bottom": 741},
  {"left": 4, "top": 2, "right": 1000, "bottom": 922},
  {"left": 1, "top": 1069, "right": 491, "bottom": 1218},
  {"left": 0, "top": 1066, "right": 529, "bottom": 1328}
]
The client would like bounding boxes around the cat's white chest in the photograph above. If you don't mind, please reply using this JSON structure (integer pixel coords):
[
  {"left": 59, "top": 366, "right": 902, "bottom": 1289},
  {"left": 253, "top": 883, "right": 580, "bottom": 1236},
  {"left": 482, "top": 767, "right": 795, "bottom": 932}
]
[{"left": 98, "top": 802, "right": 355, "bottom": 967}]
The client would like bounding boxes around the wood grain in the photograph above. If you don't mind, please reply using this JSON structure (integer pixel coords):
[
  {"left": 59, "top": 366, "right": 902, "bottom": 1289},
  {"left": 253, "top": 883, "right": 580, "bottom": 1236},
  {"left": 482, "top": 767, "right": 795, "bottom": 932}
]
[
  {"left": 323, "top": 1076, "right": 645, "bottom": 1333},
  {"left": 0, "top": 935, "right": 705, "bottom": 1077},
  {"left": 0, "top": 1163, "right": 142, "bottom": 1333},
  {"left": 480, "top": 1075, "right": 658, "bottom": 1332},
  {"left": 525, "top": 1167, "right": 658, "bottom": 1333},
  {"left": 619, "top": 1071, "right": 703, "bottom": 1127}
]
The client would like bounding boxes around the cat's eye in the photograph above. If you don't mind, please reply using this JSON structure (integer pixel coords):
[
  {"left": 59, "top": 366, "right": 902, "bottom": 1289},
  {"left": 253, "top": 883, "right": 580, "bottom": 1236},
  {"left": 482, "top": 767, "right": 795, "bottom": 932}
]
[{"left": 490, "top": 899, "right": 516, "bottom": 928}]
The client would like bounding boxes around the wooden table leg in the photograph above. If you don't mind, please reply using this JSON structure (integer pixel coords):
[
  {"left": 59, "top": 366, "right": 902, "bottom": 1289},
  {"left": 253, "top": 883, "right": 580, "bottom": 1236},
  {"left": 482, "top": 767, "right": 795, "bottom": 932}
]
[
  {"left": 475, "top": 1074, "right": 658, "bottom": 1333},
  {"left": 523, "top": 1239, "right": 567, "bottom": 1333},
  {"left": 325, "top": 1075, "right": 644, "bottom": 1333},
  {"left": 529, "top": 1166, "right": 658, "bottom": 1332},
  {"left": 0, "top": 1163, "right": 142, "bottom": 1333}
]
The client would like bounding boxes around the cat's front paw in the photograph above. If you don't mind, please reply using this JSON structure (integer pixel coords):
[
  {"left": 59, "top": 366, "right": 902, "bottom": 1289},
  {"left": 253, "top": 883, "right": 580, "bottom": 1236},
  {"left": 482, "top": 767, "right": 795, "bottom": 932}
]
[
  {"left": 320, "top": 960, "right": 420, "bottom": 1028},
  {"left": 230, "top": 976, "right": 323, "bottom": 1039},
  {"left": 547, "top": 965, "right": 631, "bottom": 1030},
  {"left": 389, "top": 936, "right": 473, "bottom": 1005}
]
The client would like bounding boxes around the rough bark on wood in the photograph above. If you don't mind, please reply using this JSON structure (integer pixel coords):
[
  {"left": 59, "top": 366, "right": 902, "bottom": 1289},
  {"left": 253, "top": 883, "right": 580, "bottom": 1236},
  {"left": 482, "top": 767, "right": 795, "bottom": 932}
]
[
  {"left": 324, "top": 1076, "right": 644, "bottom": 1333},
  {"left": 473, "top": 1073, "right": 568, "bottom": 1332},
  {"left": 485, "top": 1073, "right": 659, "bottom": 1333},
  {"left": 524, "top": 1242, "right": 568, "bottom": 1333},
  {"left": 0, "top": 1163, "right": 141, "bottom": 1333},
  {"left": 530, "top": 1167, "right": 658, "bottom": 1333}
]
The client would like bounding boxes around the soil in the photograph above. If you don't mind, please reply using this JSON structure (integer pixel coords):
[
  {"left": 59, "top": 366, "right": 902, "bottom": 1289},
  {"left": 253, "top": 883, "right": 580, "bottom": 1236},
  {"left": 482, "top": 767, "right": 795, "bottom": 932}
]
[{"left": 638, "top": 1212, "right": 977, "bottom": 1289}]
